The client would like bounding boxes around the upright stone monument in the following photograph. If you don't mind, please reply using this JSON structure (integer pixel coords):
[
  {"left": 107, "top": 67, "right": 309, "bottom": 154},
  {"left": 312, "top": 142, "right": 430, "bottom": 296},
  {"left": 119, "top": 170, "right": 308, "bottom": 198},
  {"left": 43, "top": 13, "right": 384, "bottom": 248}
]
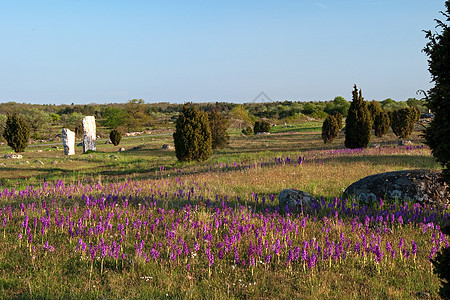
[
  {"left": 62, "top": 128, "right": 75, "bottom": 155},
  {"left": 82, "top": 116, "right": 96, "bottom": 153}
]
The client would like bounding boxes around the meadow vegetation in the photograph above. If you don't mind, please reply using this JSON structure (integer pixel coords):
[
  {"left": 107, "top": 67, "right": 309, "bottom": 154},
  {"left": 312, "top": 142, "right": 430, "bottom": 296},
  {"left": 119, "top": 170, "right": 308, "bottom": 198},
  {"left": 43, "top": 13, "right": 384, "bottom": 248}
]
[{"left": 0, "top": 119, "right": 448, "bottom": 299}]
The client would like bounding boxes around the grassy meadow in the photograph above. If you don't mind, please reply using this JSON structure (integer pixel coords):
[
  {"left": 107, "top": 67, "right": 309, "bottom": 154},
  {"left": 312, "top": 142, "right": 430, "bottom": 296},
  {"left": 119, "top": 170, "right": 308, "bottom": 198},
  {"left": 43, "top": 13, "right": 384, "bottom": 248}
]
[{"left": 0, "top": 121, "right": 448, "bottom": 299}]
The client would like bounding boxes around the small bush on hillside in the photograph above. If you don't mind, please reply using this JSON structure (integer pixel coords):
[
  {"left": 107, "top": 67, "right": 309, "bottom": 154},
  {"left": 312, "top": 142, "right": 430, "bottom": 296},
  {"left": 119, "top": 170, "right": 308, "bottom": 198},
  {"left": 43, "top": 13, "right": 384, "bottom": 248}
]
[
  {"left": 109, "top": 129, "right": 122, "bottom": 146},
  {"left": 208, "top": 111, "right": 230, "bottom": 149},
  {"left": 374, "top": 110, "right": 391, "bottom": 137},
  {"left": 254, "top": 120, "right": 271, "bottom": 134},
  {"left": 242, "top": 126, "right": 253, "bottom": 135},
  {"left": 3, "top": 114, "right": 31, "bottom": 153},
  {"left": 344, "top": 85, "right": 372, "bottom": 149},
  {"left": 173, "top": 103, "right": 212, "bottom": 162},
  {"left": 391, "top": 107, "right": 418, "bottom": 139},
  {"left": 322, "top": 114, "right": 340, "bottom": 144}
]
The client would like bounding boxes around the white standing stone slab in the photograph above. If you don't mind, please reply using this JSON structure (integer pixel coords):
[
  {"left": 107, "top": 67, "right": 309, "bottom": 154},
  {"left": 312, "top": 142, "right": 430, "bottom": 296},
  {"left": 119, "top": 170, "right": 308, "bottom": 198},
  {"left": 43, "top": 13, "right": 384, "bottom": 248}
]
[
  {"left": 62, "top": 128, "right": 75, "bottom": 155},
  {"left": 82, "top": 116, "right": 96, "bottom": 153}
]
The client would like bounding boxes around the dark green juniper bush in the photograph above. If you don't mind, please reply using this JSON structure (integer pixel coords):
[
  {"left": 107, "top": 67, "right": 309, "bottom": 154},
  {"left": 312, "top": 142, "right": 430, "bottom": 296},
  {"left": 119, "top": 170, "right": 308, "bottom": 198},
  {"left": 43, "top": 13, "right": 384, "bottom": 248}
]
[
  {"left": 3, "top": 114, "right": 31, "bottom": 153},
  {"left": 344, "top": 85, "right": 372, "bottom": 149}
]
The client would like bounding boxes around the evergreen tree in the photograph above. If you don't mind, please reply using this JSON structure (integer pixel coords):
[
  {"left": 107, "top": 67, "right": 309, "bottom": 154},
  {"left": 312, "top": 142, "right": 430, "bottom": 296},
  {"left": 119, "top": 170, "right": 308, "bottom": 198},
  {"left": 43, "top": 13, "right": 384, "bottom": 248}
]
[
  {"left": 391, "top": 107, "right": 417, "bottom": 139},
  {"left": 331, "top": 111, "right": 343, "bottom": 129},
  {"left": 424, "top": 0, "right": 450, "bottom": 186},
  {"left": 173, "top": 103, "right": 212, "bottom": 161},
  {"left": 2, "top": 114, "right": 31, "bottom": 153},
  {"left": 109, "top": 129, "right": 122, "bottom": 146},
  {"left": 344, "top": 85, "right": 372, "bottom": 149},
  {"left": 374, "top": 110, "right": 391, "bottom": 137},
  {"left": 322, "top": 114, "right": 340, "bottom": 144},
  {"left": 208, "top": 110, "right": 230, "bottom": 150},
  {"left": 253, "top": 120, "right": 271, "bottom": 134},
  {"left": 367, "top": 100, "right": 382, "bottom": 129}
]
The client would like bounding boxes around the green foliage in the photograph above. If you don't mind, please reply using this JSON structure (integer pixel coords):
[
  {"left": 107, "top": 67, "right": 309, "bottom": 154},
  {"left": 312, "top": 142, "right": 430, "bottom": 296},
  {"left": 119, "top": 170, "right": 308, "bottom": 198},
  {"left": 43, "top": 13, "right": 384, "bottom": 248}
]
[
  {"left": 50, "top": 113, "right": 61, "bottom": 123},
  {"left": 102, "top": 107, "right": 127, "bottom": 129},
  {"left": 424, "top": 0, "right": 450, "bottom": 186},
  {"left": 173, "top": 104, "right": 212, "bottom": 161},
  {"left": 391, "top": 107, "right": 418, "bottom": 139},
  {"left": 208, "top": 111, "right": 230, "bottom": 150},
  {"left": 331, "top": 111, "right": 343, "bottom": 129},
  {"left": 321, "top": 114, "right": 340, "bottom": 144},
  {"left": 2, "top": 114, "right": 31, "bottom": 153},
  {"left": 125, "top": 99, "right": 150, "bottom": 131},
  {"left": 22, "top": 108, "right": 52, "bottom": 139},
  {"left": 344, "top": 85, "right": 372, "bottom": 149},
  {"left": 374, "top": 110, "right": 391, "bottom": 137},
  {"left": 253, "top": 120, "right": 271, "bottom": 134},
  {"left": 367, "top": 100, "right": 382, "bottom": 129},
  {"left": 0, "top": 114, "right": 6, "bottom": 141},
  {"left": 109, "top": 129, "right": 122, "bottom": 146},
  {"left": 241, "top": 126, "right": 253, "bottom": 135},
  {"left": 324, "top": 96, "right": 350, "bottom": 117},
  {"left": 229, "top": 105, "right": 256, "bottom": 129}
]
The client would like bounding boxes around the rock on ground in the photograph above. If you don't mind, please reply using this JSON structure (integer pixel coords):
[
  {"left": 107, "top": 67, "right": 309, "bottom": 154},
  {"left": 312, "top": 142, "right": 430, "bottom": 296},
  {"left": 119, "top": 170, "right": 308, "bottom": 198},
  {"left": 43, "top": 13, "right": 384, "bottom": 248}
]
[
  {"left": 344, "top": 169, "right": 449, "bottom": 207},
  {"left": 278, "top": 189, "right": 316, "bottom": 211}
]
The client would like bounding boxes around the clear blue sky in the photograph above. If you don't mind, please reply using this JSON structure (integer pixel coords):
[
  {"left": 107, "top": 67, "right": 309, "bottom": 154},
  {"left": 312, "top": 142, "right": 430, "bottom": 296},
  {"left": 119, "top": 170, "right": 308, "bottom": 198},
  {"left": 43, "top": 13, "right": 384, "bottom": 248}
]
[{"left": 0, "top": 0, "right": 445, "bottom": 104}]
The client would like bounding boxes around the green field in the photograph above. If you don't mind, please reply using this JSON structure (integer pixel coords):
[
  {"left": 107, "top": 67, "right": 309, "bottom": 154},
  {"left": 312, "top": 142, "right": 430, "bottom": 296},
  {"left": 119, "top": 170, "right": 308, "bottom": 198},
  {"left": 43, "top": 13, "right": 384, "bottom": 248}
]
[{"left": 0, "top": 122, "right": 447, "bottom": 299}]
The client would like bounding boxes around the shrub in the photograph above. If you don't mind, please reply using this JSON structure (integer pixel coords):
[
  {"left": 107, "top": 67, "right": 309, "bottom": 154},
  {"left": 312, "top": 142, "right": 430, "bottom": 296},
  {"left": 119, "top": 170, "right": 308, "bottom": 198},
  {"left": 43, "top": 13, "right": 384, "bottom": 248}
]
[
  {"left": 109, "top": 129, "right": 122, "bottom": 146},
  {"left": 344, "top": 85, "right": 372, "bottom": 149},
  {"left": 374, "top": 110, "right": 391, "bottom": 137},
  {"left": 208, "top": 111, "right": 230, "bottom": 150},
  {"left": 253, "top": 120, "right": 271, "bottom": 134},
  {"left": 331, "top": 111, "right": 343, "bottom": 129},
  {"left": 321, "top": 115, "right": 340, "bottom": 144},
  {"left": 424, "top": 0, "right": 450, "bottom": 186},
  {"left": 2, "top": 114, "right": 31, "bottom": 153},
  {"left": 173, "top": 103, "right": 212, "bottom": 162},
  {"left": 367, "top": 100, "right": 382, "bottom": 129},
  {"left": 242, "top": 126, "right": 253, "bottom": 135},
  {"left": 391, "top": 107, "right": 417, "bottom": 139}
]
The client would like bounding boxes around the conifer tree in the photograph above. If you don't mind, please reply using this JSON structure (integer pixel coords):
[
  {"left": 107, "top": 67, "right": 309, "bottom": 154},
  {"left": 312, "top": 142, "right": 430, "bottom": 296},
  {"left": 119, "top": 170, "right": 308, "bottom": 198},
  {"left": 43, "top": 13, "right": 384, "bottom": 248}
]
[
  {"left": 374, "top": 110, "right": 390, "bottom": 137},
  {"left": 173, "top": 103, "right": 212, "bottom": 161},
  {"left": 3, "top": 114, "right": 31, "bottom": 153},
  {"left": 424, "top": 0, "right": 450, "bottom": 185},
  {"left": 322, "top": 114, "right": 340, "bottom": 144},
  {"left": 208, "top": 110, "right": 230, "bottom": 150},
  {"left": 344, "top": 85, "right": 372, "bottom": 149}
]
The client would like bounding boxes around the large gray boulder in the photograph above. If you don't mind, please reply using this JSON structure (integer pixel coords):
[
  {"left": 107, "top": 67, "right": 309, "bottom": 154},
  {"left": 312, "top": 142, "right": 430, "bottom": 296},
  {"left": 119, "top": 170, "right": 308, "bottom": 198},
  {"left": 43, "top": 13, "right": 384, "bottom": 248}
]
[
  {"left": 344, "top": 169, "right": 449, "bottom": 207},
  {"left": 278, "top": 189, "right": 316, "bottom": 211}
]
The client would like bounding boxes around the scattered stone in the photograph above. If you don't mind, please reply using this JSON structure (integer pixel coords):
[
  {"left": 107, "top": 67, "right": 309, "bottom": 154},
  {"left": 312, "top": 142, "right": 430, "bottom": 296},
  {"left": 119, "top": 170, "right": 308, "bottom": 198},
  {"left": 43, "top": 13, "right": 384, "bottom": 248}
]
[
  {"left": 105, "top": 139, "right": 112, "bottom": 144},
  {"left": 162, "top": 144, "right": 174, "bottom": 150},
  {"left": 82, "top": 116, "right": 96, "bottom": 153},
  {"left": 51, "top": 161, "right": 58, "bottom": 165},
  {"left": 77, "top": 142, "right": 83, "bottom": 147},
  {"left": 51, "top": 146, "right": 59, "bottom": 149},
  {"left": 398, "top": 140, "right": 412, "bottom": 146},
  {"left": 118, "top": 148, "right": 126, "bottom": 152},
  {"left": 62, "top": 128, "right": 75, "bottom": 155},
  {"left": 4, "top": 154, "right": 22, "bottom": 159},
  {"left": 109, "top": 155, "right": 119, "bottom": 160},
  {"left": 36, "top": 150, "right": 43, "bottom": 153},
  {"left": 35, "top": 160, "right": 44, "bottom": 165},
  {"left": 344, "top": 169, "right": 449, "bottom": 207},
  {"left": 278, "top": 189, "right": 316, "bottom": 211},
  {"left": 256, "top": 132, "right": 270, "bottom": 135}
]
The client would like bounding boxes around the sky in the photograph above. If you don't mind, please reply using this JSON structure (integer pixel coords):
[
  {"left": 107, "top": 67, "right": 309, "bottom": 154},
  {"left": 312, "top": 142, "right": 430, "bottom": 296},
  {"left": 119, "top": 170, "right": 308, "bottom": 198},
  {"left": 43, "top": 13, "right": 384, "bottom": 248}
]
[{"left": 0, "top": 0, "right": 446, "bottom": 105}]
